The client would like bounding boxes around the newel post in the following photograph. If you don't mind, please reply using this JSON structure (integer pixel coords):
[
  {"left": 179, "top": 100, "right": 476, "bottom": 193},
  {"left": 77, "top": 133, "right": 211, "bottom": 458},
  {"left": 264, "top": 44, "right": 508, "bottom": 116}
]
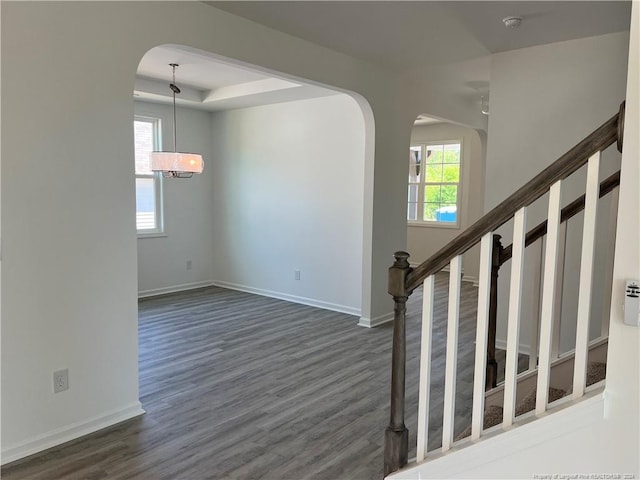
[
  {"left": 486, "top": 234, "right": 503, "bottom": 390},
  {"left": 384, "top": 251, "right": 411, "bottom": 477}
]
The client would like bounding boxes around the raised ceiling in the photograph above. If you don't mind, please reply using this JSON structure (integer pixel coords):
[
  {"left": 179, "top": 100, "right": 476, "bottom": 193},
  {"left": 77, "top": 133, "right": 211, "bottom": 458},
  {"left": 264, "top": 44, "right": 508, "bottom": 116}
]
[
  {"left": 209, "top": 1, "right": 631, "bottom": 70},
  {"left": 134, "top": 45, "right": 340, "bottom": 111},
  {"left": 136, "top": 2, "right": 631, "bottom": 113}
]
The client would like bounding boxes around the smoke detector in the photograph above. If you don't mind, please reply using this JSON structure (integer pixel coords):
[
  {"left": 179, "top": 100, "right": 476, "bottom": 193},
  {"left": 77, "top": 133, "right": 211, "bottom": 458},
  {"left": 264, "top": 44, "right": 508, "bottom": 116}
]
[{"left": 502, "top": 16, "right": 523, "bottom": 28}]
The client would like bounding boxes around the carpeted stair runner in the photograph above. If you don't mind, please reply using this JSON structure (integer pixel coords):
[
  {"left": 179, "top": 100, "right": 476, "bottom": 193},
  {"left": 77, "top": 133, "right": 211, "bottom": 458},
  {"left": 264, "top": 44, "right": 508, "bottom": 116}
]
[
  {"left": 455, "top": 361, "right": 606, "bottom": 441},
  {"left": 586, "top": 361, "right": 606, "bottom": 386}
]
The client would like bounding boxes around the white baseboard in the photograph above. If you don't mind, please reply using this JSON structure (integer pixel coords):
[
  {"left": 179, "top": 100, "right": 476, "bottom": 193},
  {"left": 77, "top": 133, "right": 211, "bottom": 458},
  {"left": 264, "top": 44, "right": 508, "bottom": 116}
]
[
  {"left": 462, "top": 274, "right": 480, "bottom": 287},
  {"left": 462, "top": 275, "right": 479, "bottom": 286},
  {"left": 495, "top": 339, "right": 532, "bottom": 356},
  {"left": 211, "top": 280, "right": 361, "bottom": 317},
  {"left": 358, "top": 312, "right": 394, "bottom": 328},
  {"left": 138, "top": 280, "right": 214, "bottom": 298},
  {"left": 1, "top": 402, "right": 145, "bottom": 465}
]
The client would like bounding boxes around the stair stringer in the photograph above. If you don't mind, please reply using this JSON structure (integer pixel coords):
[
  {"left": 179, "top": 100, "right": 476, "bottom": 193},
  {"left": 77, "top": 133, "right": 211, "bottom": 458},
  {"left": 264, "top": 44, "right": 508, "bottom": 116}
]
[{"left": 387, "top": 388, "right": 620, "bottom": 479}]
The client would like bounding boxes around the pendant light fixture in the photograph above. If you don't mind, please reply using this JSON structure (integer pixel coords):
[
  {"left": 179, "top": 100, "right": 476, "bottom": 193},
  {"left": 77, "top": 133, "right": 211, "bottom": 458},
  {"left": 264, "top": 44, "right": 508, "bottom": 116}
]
[{"left": 150, "top": 63, "right": 204, "bottom": 178}]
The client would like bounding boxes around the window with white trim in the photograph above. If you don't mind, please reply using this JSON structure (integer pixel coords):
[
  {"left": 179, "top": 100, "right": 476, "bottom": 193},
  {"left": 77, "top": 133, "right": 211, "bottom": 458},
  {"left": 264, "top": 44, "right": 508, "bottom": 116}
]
[
  {"left": 408, "top": 141, "right": 461, "bottom": 225},
  {"left": 134, "top": 117, "right": 163, "bottom": 234}
]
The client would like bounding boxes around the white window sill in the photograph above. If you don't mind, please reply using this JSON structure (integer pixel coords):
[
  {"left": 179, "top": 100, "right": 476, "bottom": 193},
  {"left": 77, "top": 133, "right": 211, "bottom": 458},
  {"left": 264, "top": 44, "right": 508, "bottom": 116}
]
[
  {"left": 137, "top": 232, "right": 168, "bottom": 239},
  {"left": 408, "top": 221, "right": 460, "bottom": 230}
]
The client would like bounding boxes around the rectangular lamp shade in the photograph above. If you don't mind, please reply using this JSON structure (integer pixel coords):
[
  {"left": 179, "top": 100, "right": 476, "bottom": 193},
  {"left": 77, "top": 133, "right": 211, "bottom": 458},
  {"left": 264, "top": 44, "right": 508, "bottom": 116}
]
[{"left": 150, "top": 152, "right": 204, "bottom": 174}]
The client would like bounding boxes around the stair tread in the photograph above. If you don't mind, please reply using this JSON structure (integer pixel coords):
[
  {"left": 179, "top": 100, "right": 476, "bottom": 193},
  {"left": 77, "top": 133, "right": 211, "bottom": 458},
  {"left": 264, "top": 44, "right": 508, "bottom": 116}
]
[
  {"left": 454, "top": 360, "right": 607, "bottom": 443},
  {"left": 586, "top": 361, "right": 606, "bottom": 386},
  {"left": 515, "top": 386, "right": 566, "bottom": 417}
]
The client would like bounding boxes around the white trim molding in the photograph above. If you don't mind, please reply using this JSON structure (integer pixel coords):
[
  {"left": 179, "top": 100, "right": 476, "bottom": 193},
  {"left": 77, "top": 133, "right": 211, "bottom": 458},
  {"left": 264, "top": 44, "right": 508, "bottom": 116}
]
[
  {"left": 1, "top": 402, "right": 145, "bottom": 466},
  {"left": 138, "top": 280, "right": 215, "bottom": 298},
  {"left": 358, "top": 312, "right": 394, "bottom": 328},
  {"left": 464, "top": 275, "right": 479, "bottom": 287},
  {"left": 211, "top": 280, "right": 361, "bottom": 317}
]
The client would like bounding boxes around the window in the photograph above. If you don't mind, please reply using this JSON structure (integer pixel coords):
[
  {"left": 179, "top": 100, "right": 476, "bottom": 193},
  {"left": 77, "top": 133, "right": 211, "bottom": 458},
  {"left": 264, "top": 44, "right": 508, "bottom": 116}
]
[
  {"left": 134, "top": 117, "right": 163, "bottom": 234},
  {"left": 408, "top": 141, "right": 461, "bottom": 225}
]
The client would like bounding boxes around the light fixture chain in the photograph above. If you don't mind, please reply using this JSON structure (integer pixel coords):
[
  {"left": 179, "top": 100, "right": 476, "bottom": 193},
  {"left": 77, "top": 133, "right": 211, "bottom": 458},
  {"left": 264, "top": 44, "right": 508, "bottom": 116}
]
[{"left": 171, "top": 64, "right": 178, "bottom": 153}]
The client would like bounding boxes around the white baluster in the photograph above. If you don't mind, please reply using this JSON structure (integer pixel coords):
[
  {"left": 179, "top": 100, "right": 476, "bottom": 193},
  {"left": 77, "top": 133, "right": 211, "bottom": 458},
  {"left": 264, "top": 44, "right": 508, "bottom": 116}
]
[
  {"left": 529, "top": 240, "right": 542, "bottom": 372},
  {"left": 442, "top": 255, "right": 462, "bottom": 452},
  {"left": 471, "top": 234, "right": 493, "bottom": 440},
  {"left": 536, "top": 180, "right": 562, "bottom": 415},
  {"left": 601, "top": 187, "right": 619, "bottom": 338},
  {"left": 551, "top": 222, "right": 567, "bottom": 360},
  {"left": 529, "top": 310, "right": 540, "bottom": 370},
  {"left": 416, "top": 275, "right": 435, "bottom": 462},
  {"left": 573, "top": 152, "right": 601, "bottom": 399},
  {"left": 504, "top": 207, "right": 527, "bottom": 427}
]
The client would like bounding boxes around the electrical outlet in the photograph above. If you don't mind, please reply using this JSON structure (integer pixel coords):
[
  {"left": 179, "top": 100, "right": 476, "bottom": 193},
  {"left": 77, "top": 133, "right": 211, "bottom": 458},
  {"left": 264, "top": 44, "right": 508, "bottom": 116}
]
[
  {"left": 295, "top": 269, "right": 301, "bottom": 281},
  {"left": 186, "top": 260, "right": 192, "bottom": 270},
  {"left": 53, "top": 369, "right": 69, "bottom": 393}
]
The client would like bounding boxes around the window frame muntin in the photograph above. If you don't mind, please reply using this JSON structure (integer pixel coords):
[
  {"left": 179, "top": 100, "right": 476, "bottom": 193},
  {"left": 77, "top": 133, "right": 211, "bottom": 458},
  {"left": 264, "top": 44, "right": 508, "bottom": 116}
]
[
  {"left": 407, "top": 139, "right": 462, "bottom": 228},
  {"left": 134, "top": 115, "right": 165, "bottom": 236}
]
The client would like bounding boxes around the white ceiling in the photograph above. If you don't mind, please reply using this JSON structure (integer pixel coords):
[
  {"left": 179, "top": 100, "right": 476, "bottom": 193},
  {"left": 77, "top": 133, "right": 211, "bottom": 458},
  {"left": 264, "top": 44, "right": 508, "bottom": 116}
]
[
  {"left": 137, "top": 45, "right": 272, "bottom": 90},
  {"left": 135, "top": 2, "right": 631, "bottom": 114},
  {"left": 444, "top": 1, "right": 631, "bottom": 55},
  {"left": 134, "top": 45, "right": 340, "bottom": 111},
  {"left": 209, "top": 1, "right": 631, "bottom": 70}
]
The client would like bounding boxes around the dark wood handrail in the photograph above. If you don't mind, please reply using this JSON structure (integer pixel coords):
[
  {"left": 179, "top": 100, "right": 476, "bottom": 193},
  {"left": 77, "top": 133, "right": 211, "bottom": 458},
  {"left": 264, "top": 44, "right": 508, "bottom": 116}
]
[
  {"left": 405, "top": 102, "right": 624, "bottom": 293},
  {"left": 499, "top": 170, "right": 621, "bottom": 265}
]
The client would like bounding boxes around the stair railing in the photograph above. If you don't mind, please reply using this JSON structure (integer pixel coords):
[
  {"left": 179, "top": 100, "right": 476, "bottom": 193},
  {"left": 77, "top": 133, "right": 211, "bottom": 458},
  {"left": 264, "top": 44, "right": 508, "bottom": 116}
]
[
  {"left": 383, "top": 102, "right": 625, "bottom": 477},
  {"left": 498, "top": 170, "right": 621, "bottom": 266},
  {"left": 481, "top": 169, "right": 621, "bottom": 389}
]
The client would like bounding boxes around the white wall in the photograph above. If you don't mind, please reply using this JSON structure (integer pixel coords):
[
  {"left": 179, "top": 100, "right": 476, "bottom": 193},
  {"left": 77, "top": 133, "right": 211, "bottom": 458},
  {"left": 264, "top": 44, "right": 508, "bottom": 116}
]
[
  {"left": 138, "top": 95, "right": 364, "bottom": 313},
  {"left": 407, "top": 122, "right": 484, "bottom": 282},
  {"left": 210, "top": 94, "right": 365, "bottom": 315},
  {"left": 485, "top": 31, "right": 629, "bottom": 211},
  {"left": 0, "top": 1, "right": 486, "bottom": 463},
  {"left": 135, "top": 101, "right": 215, "bottom": 296},
  {"left": 2, "top": 4, "right": 145, "bottom": 461},
  {"left": 485, "top": 31, "right": 629, "bottom": 352},
  {"left": 390, "top": 6, "right": 639, "bottom": 477}
]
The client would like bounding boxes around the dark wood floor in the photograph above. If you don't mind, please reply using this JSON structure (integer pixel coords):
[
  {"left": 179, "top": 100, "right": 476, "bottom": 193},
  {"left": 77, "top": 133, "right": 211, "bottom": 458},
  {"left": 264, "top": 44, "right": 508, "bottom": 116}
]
[{"left": 2, "top": 273, "right": 517, "bottom": 480}]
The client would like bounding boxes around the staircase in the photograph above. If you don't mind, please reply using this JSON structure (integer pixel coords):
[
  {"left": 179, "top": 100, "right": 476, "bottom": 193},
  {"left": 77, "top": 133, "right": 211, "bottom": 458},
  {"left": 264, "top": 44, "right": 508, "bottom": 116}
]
[
  {"left": 456, "top": 359, "right": 607, "bottom": 441},
  {"left": 383, "top": 102, "right": 626, "bottom": 477}
]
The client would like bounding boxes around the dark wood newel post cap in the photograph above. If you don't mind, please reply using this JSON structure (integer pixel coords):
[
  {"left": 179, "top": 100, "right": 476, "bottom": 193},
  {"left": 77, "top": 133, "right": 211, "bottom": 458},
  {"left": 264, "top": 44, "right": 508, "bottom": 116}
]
[
  {"left": 392, "top": 251, "right": 410, "bottom": 268},
  {"left": 389, "top": 252, "right": 410, "bottom": 297}
]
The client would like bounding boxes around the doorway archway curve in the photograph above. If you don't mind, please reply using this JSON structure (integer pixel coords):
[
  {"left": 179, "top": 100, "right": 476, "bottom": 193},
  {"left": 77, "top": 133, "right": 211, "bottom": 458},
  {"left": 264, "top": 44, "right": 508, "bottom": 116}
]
[{"left": 134, "top": 43, "right": 375, "bottom": 320}]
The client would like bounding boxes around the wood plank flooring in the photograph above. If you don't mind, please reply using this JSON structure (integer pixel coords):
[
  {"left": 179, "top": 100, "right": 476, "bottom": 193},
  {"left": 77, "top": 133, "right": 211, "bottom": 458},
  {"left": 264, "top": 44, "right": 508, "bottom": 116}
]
[{"left": 2, "top": 273, "right": 520, "bottom": 480}]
